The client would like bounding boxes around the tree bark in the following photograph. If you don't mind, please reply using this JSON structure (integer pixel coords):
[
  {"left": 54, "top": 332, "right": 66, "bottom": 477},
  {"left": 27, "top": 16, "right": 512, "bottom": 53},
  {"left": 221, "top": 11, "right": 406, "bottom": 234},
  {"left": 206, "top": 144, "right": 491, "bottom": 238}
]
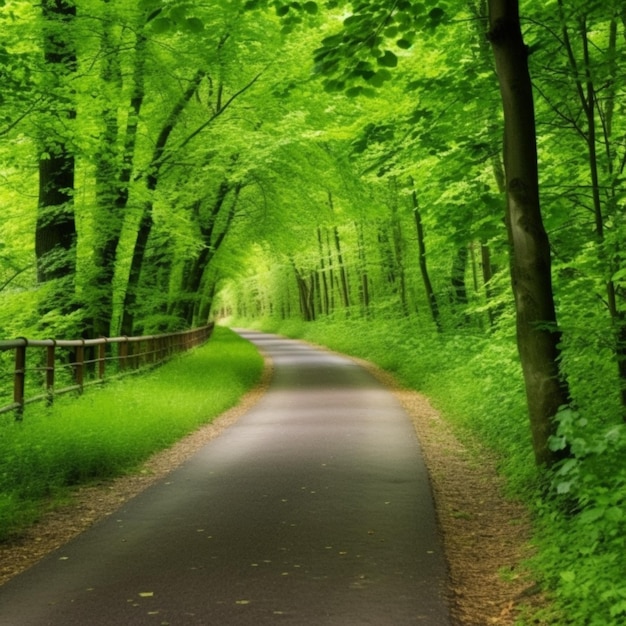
[
  {"left": 328, "top": 193, "right": 351, "bottom": 312},
  {"left": 91, "top": 13, "right": 148, "bottom": 337},
  {"left": 410, "top": 186, "right": 441, "bottom": 331},
  {"left": 488, "top": 0, "right": 570, "bottom": 465},
  {"left": 36, "top": 0, "right": 77, "bottom": 312},
  {"left": 317, "top": 227, "right": 330, "bottom": 316}
]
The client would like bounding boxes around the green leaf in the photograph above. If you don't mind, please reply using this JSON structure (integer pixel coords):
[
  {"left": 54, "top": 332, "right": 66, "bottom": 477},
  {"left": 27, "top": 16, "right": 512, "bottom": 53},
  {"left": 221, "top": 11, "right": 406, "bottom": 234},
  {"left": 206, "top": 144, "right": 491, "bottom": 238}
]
[
  {"left": 150, "top": 17, "right": 173, "bottom": 33},
  {"left": 579, "top": 507, "right": 604, "bottom": 524},
  {"left": 397, "top": 38, "right": 412, "bottom": 49},
  {"left": 367, "top": 69, "right": 392, "bottom": 87},
  {"left": 276, "top": 4, "right": 290, "bottom": 16},
  {"left": 185, "top": 18, "right": 204, "bottom": 32},
  {"left": 556, "top": 481, "right": 573, "bottom": 494},
  {"left": 346, "top": 86, "right": 363, "bottom": 98},
  {"left": 321, "top": 34, "right": 343, "bottom": 48},
  {"left": 377, "top": 50, "right": 398, "bottom": 68},
  {"left": 429, "top": 7, "right": 445, "bottom": 22},
  {"left": 303, "top": 1, "right": 318, "bottom": 14},
  {"left": 323, "top": 79, "right": 345, "bottom": 92}
]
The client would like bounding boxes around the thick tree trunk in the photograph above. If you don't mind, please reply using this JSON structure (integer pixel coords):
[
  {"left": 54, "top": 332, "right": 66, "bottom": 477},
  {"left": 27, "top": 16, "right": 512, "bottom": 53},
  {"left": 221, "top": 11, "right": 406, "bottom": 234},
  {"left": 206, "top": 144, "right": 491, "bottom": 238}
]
[
  {"left": 488, "top": 0, "right": 570, "bottom": 466},
  {"left": 36, "top": 0, "right": 77, "bottom": 312},
  {"left": 91, "top": 17, "right": 147, "bottom": 337}
]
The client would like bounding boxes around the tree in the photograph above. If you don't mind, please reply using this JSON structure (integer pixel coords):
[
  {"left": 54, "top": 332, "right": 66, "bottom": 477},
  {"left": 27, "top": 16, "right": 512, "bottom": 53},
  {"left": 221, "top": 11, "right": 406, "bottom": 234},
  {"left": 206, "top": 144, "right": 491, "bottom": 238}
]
[
  {"left": 36, "top": 0, "right": 78, "bottom": 325},
  {"left": 486, "top": 0, "right": 570, "bottom": 465}
]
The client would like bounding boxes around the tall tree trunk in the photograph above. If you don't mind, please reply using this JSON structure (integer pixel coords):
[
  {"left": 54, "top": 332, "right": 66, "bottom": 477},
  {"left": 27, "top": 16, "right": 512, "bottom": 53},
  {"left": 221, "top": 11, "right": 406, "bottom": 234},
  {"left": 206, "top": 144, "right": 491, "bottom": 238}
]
[
  {"left": 180, "top": 184, "right": 242, "bottom": 326},
  {"left": 410, "top": 185, "right": 441, "bottom": 331},
  {"left": 451, "top": 245, "right": 469, "bottom": 306},
  {"left": 292, "top": 262, "right": 313, "bottom": 321},
  {"left": 317, "top": 227, "right": 330, "bottom": 316},
  {"left": 36, "top": 0, "right": 77, "bottom": 319},
  {"left": 120, "top": 69, "right": 205, "bottom": 335},
  {"left": 557, "top": 2, "right": 626, "bottom": 414},
  {"left": 325, "top": 229, "right": 336, "bottom": 313},
  {"left": 328, "top": 192, "right": 350, "bottom": 312},
  {"left": 333, "top": 226, "right": 351, "bottom": 312},
  {"left": 91, "top": 14, "right": 148, "bottom": 337},
  {"left": 481, "top": 243, "right": 497, "bottom": 326},
  {"left": 488, "top": 0, "right": 570, "bottom": 466},
  {"left": 390, "top": 195, "right": 409, "bottom": 316},
  {"left": 355, "top": 221, "right": 371, "bottom": 317}
]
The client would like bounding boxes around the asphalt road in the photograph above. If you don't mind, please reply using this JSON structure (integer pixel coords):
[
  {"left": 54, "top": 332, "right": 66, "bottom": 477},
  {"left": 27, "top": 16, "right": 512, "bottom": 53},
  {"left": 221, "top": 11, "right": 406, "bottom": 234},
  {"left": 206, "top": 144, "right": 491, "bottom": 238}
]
[{"left": 0, "top": 330, "right": 452, "bottom": 625}]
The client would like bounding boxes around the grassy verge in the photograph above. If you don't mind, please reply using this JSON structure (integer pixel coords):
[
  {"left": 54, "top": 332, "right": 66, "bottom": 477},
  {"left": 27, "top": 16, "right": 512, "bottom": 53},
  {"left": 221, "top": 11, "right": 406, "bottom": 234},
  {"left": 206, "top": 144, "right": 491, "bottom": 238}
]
[{"left": 0, "top": 326, "right": 263, "bottom": 541}]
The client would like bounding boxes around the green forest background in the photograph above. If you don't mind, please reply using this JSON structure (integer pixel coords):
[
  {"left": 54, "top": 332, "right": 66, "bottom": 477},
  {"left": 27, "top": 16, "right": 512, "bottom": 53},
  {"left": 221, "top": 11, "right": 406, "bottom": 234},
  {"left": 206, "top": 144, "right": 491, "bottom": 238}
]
[{"left": 2, "top": 0, "right": 626, "bottom": 623}]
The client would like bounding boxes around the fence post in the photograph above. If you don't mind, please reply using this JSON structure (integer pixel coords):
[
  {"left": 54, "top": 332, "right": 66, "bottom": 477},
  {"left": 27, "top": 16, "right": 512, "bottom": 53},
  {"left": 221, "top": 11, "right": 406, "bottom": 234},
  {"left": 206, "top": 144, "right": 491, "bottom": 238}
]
[
  {"left": 75, "top": 341, "right": 85, "bottom": 393},
  {"left": 98, "top": 340, "right": 106, "bottom": 380},
  {"left": 46, "top": 342, "right": 56, "bottom": 406},
  {"left": 14, "top": 340, "right": 26, "bottom": 421},
  {"left": 120, "top": 338, "right": 128, "bottom": 371}
]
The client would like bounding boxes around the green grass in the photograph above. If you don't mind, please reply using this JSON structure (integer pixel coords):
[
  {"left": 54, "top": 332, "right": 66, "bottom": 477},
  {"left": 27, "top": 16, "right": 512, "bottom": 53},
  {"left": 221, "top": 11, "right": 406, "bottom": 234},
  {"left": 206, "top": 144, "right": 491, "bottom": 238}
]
[{"left": 0, "top": 326, "right": 263, "bottom": 541}]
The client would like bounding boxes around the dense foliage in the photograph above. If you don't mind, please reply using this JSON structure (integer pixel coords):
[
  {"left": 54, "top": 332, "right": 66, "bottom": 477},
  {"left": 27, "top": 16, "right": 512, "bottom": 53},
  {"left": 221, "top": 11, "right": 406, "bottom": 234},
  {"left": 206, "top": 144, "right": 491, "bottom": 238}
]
[{"left": 2, "top": 0, "right": 626, "bottom": 622}]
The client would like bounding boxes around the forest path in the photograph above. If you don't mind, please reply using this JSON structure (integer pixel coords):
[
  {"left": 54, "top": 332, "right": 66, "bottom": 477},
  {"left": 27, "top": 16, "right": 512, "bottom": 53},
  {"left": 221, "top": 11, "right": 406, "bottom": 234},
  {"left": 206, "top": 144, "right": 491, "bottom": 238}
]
[{"left": 0, "top": 330, "right": 451, "bottom": 625}]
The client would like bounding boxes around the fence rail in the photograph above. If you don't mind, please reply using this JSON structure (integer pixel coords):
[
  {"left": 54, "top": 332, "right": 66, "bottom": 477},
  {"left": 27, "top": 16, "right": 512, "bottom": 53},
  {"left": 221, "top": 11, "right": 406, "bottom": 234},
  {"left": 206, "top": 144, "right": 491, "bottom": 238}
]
[{"left": 0, "top": 323, "right": 214, "bottom": 419}]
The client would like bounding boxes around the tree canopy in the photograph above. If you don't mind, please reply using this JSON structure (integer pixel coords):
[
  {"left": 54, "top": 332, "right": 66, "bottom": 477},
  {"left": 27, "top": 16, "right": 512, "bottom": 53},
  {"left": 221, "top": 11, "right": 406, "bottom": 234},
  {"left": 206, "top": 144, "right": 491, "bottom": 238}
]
[{"left": 2, "top": 1, "right": 626, "bottom": 621}]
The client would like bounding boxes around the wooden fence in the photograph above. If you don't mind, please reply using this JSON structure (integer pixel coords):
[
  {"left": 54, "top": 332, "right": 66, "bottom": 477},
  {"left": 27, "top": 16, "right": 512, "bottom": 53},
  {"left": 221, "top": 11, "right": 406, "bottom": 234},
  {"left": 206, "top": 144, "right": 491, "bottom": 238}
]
[{"left": 0, "top": 323, "right": 214, "bottom": 419}]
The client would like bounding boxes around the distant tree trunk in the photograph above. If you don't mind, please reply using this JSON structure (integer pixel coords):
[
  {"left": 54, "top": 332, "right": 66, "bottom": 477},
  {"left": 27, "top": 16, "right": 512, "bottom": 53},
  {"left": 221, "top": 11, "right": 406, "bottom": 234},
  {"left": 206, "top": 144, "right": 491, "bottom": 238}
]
[
  {"left": 187, "top": 184, "right": 241, "bottom": 325},
  {"left": 389, "top": 196, "right": 409, "bottom": 317},
  {"left": 333, "top": 226, "right": 351, "bottom": 312},
  {"left": 557, "top": 1, "right": 626, "bottom": 414},
  {"left": 410, "top": 184, "right": 441, "bottom": 331},
  {"left": 451, "top": 245, "right": 469, "bottom": 306},
  {"left": 355, "top": 221, "right": 371, "bottom": 317},
  {"left": 292, "top": 262, "right": 313, "bottom": 321},
  {"left": 481, "top": 243, "right": 497, "bottom": 326},
  {"left": 317, "top": 227, "right": 330, "bottom": 316},
  {"left": 325, "top": 229, "right": 336, "bottom": 313},
  {"left": 328, "top": 192, "right": 351, "bottom": 312},
  {"left": 488, "top": 0, "right": 570, "bottom": 465},
  {"left": 36, "top": 0, "right": 77, "bottom": 319}
]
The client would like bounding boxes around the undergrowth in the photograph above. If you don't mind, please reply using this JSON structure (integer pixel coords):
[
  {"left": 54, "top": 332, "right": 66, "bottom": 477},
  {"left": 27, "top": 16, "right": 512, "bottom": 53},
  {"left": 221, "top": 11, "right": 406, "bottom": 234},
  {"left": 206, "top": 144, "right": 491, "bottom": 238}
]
[
  {"left": 0, "top": 326, "right": 263, "bottom": 541},
  {"left": 232, "top": 315, "right": 626, "bottom": 625}
]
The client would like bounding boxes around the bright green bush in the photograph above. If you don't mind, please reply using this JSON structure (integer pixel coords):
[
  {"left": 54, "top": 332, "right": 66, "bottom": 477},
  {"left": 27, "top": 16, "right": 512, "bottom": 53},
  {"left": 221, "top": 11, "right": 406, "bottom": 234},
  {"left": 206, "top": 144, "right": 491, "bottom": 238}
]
[
  {"left": 532, "top": 410, "right": 626, "bottom": 625},
  {"left": 0, "top": 326, "right": 263, "bottom": 541}
]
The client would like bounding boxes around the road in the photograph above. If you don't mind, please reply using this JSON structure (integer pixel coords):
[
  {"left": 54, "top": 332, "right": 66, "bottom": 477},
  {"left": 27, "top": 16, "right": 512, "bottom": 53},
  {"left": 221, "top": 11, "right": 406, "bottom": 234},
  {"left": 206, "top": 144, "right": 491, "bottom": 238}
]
[{"left": 0, "top": 330, "right": 452, "bottom": 625}]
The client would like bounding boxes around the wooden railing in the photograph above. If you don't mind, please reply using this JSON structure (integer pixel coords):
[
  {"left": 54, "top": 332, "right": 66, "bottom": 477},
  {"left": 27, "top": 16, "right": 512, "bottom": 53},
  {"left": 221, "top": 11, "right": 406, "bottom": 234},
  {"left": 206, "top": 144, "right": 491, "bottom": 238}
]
[{"left": 0, "top": 323, "right": 214, "bottom": 419}]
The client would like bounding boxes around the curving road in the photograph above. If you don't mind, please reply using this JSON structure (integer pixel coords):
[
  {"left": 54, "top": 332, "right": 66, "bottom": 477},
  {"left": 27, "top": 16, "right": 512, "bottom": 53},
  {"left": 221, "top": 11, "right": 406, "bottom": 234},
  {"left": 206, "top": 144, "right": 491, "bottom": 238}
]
[{"left": 0, "top": 331, "right": 452, "bottom": 625}]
